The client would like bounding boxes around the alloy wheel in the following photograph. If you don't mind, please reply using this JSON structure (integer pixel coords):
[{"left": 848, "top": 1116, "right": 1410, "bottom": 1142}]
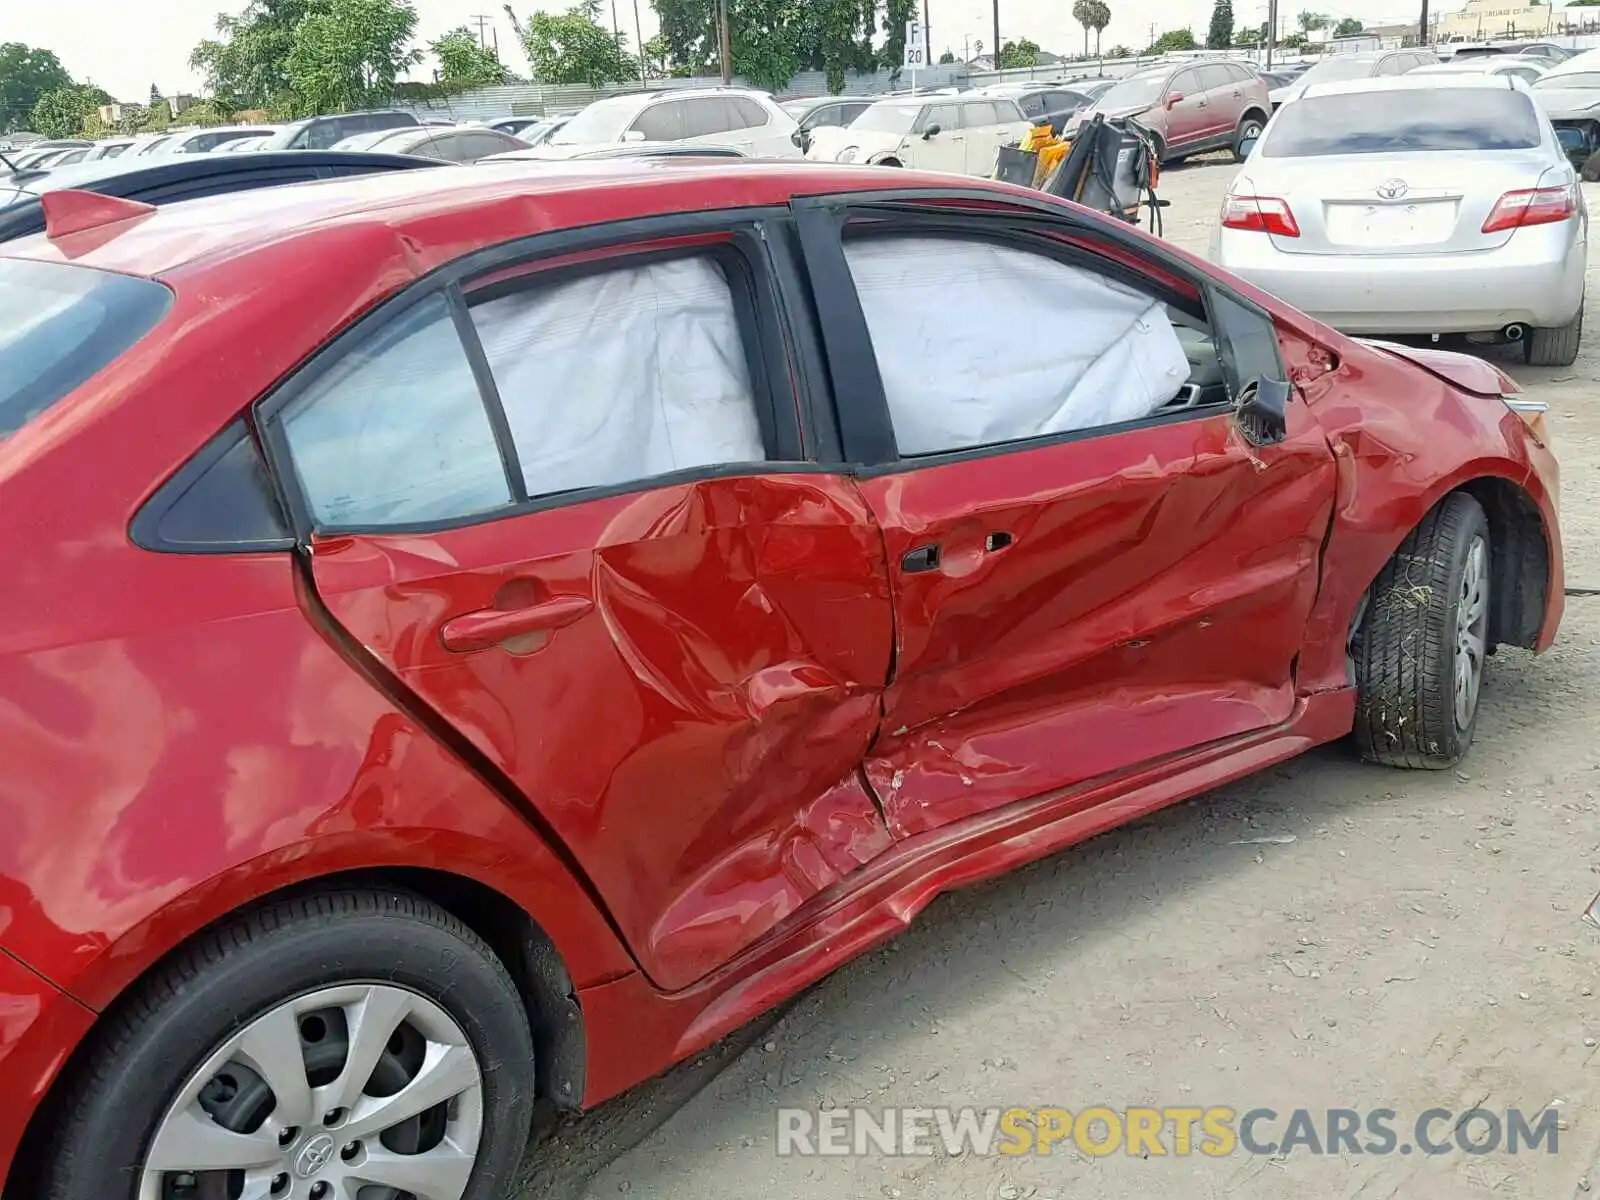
[
  {"left": 1454, "top": 534, "right": 1489, "bottom": 730},
  {"left": 139, "top": 983, "right": 484, "bottom": 1200}
]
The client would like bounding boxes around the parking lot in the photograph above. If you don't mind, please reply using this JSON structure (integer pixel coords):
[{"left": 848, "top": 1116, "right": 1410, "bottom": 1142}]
[{"left": 514, "top": 154, "right": 1600, "bottom": 1200}]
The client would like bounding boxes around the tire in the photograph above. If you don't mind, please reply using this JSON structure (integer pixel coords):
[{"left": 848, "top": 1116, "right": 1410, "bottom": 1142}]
[
  {"left": 875, "top": 157, "right": 903, "bottom": 168},
  {"left": 1233, "top": 113, "right": 1266, "bottom": 162},
  {"left": 1525, "top": 304, "right": 1583, "bottom": 367},
  {"left": 1352, "top": 492, "right": 1492, "bottom": 769},
  {"left": 40, "top": 888, "right": 535, "bottom": 1200}
]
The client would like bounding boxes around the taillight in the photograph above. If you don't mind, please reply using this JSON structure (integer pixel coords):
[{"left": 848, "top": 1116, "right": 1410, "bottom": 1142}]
[
  {"left": 1482, "top": 184, "right": 1577, "bottom": 233},
  {"left": 1220, "top": 194, "right": 1300, "bottom": 237}
]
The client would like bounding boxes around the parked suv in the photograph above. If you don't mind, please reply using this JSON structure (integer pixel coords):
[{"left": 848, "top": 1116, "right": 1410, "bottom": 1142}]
[
  {"left": 805, "top": 93, "right": 1033, "bottom": 174},
  {"left": 531, "top": 87, "right": 802, "bottom": 158},
  {"left": 981, "top": 82, "right": 1097, "bottom": 134},
  {"left": 1069, "top": 59, "right": 1270, "bottom": 164}
]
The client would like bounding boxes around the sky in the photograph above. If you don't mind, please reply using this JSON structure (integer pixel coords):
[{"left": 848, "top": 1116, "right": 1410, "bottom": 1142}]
[{"left": 7, "top": 0, "right": 1432, "bottom": 101}]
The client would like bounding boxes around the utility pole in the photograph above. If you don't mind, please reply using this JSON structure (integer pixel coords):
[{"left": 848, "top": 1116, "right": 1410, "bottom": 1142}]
[
  {"left": 633, "top": 0, "right": 647, "bottom": 81},
  {"left": 923, "top": 0, "right": 932, "bottom": 67},
  {"left": 1264, "top": 0, "right": 1276, "bottom": 68},
  {"left": 609, "top": 0, "right": 620, "bottom": 40},
  {"left": 469, "top": 13, "right": 494, "bottom": 48},
  {"left": 992, "top": 0, "right": 1001, "bottom": 72},
  {"left": 1418, "top": 0, "right": 1430, "bottom": 45},
  {"left": 717, "top": 0, "right": 732, "bottom": 84}
]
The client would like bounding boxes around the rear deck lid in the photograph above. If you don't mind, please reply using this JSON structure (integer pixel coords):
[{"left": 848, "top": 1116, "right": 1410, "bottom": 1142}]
[{"left": 1251, "top": 85, "right": 1557, "bottom": 256}]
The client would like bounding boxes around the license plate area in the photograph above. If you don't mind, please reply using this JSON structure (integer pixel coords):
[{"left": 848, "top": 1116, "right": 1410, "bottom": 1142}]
[{"left": 1325, "top": 199, "right": 1458, "bottom": 247}]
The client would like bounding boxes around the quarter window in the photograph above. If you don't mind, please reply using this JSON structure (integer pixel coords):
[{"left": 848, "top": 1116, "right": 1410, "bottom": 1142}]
[
  {"left": 279, "top": 292, "right": 512, "bottom": 527},
  {"left": 728, "top": 96, "right": 770, "bottom": 128},
  {"left": 630, "top": 101, "right": 685, "bottom": 141}
]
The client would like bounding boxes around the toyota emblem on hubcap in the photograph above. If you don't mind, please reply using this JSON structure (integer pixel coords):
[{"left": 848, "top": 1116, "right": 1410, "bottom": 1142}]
[
  {"left": 1376, "top": 179, "right": 1408, "bottom": 200},
  {"left": 294, "top": 1133, "right": 336, "bottom": 1178}
]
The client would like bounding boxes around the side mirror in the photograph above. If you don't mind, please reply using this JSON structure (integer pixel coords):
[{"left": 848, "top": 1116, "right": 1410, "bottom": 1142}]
[
  {"left": 922, "top": 123, "right": 941, "bottom": 139},
  {"left": 791, "top": 128, "right": 805, "bottom": 148},
  {"left": 623, "top": 129, "right": 646, "bottom": 142},
  {"left": 1235, "top": 377, "right": 1290, "bottom": 446},
  {"left": 1237, "top": 134, "right": 1259, "bottom": 157},
  {"left": 1166, "top": 92, "right": 1185, "bottom": 108}
]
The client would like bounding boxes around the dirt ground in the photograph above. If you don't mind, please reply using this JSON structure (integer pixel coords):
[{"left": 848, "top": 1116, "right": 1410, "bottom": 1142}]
[{"left": 519, "top": 156, "right": 1600, "bottom": 1200}]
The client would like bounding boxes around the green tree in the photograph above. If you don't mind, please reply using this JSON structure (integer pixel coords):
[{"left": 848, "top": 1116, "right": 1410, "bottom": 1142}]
[
  {"left": 27, "top": 83, "right": 112, "bottom": 138},
  {"left": 190, "top": 0, "right": 316, "bottom": 112},
  {"left": 1107, "top": 43, "right": 1131, "bottom": 57},
  {"left": 1281, "top": 31, "right": 1308, "bottom": 47},
  {"left": 431, "top": 26, "right": 509, "bottom": 89},
  {"left": 1333, "top": 16, "right": 1364, "bottom": 34},
  {"left": 149, "top": 83, "right": 163, "bottom": 107},
  {"left": 0, "top": 44, "right": 75, "bottom": 133},
  {"left": 1297, "top": 10, "right": 1329, "bottom": 33},
  {"left": 938, "top": 49, "right": 955, "bottom": 63},
  {"left": 285, "top": 0, "right": 422, "bottom": 113},
  {"left": 1087, "top": 1, "right": 1111, "bottom": 57},
  {"left": 516, "top": 0, "right": 633, "bottom": 85},
  {"left": 1072, "top": 0, "right": 1094, "bottom": 58},
  {"left": 999, "top": 37, "right": 1040, "bottom": 68},
  {"left": 877, "top": 0, "right": 916, "bottom": 85},
  {"left": 1207, "top": 0, "right": 1234, "bottom": 49},
  {"left": 1146, "top": 28, "right": 1197, "bottom": 53}
]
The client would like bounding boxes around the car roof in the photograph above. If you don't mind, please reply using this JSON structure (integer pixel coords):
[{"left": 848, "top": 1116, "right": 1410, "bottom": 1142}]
[
  {"left": 3, "top": 160, "right": 951, "bottom": 283},
  {"left": 1301, "top": 73, "right": 1519, "bottom": 100},
  {"left": 2, "top": 150, "right": 438, "bottom": 195}
]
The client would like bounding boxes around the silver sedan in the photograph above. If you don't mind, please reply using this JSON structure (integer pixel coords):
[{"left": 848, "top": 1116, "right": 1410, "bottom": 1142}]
[{"left": 1212, "top": 74, "right": 1587, "bottom": 366}]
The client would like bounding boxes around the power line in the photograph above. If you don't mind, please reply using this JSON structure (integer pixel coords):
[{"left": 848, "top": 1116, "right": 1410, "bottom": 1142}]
[{"left": 468, "top": 13, "right": 495, "bottom": 49}]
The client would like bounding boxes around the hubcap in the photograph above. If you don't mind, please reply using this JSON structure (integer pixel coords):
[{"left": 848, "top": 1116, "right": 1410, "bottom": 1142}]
[
  {"left": 1454, "top": 535, "right": 1490, "bottom": 730},
  {"left": 139, "top": 984, "right": 483, "bottom": 1200}
]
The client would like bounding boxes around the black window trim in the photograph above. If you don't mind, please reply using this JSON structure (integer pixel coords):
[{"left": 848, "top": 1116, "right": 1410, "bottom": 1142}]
[
  {"left": 789, "top": 190, "right": 1286, "bottom": 475},
  {"left": 130, "top": 418, "right": 296, "bottom": 554},
  {"left": 252, "top": 205, "right": 812, "bottom": 542}
]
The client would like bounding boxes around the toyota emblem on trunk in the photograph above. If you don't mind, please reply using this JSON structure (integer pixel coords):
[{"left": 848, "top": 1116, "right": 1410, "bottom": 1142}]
[{"left": 1377, "top": 179, "right": 1409, "bottom": 200}]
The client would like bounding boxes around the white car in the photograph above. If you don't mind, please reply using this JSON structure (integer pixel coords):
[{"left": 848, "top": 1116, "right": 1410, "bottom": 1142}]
[
  {"left": 522, "top": 88, "right": 801, "bottom": 159},
  {"left": 156, "top": 126, "right": 278, "bottom": 155},
  {"left": 804, "top": 94, "right": 1031, "bottom": 176},
  {"left": 1213, "top": 75, "right": 1586, "bottom": 365},
  {"left": 1411, "top": 57, "right": 1548, "bottom": 85}
]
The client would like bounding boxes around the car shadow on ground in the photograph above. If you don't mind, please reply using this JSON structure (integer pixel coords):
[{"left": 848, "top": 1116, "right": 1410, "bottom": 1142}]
[{"left": 510, "top": 642, "right": 1591, "bottom": 1197}]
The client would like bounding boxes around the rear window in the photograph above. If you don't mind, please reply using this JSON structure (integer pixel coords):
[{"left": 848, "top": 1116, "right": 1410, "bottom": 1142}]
[
  {"left": 1263, "top": 89, "right": 1542, "bottom": 157},
  {"left": 0, "top": 259, "right": 171, "bottom": 437}
]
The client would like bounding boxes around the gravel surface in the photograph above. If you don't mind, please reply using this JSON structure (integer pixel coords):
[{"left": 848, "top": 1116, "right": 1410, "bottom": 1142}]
[{"left": 519, "top": 154, "right": 1600, "bottom": 1200}]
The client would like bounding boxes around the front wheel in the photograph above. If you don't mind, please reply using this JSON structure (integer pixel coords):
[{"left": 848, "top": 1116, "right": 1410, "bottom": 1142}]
[
  {"left": 1353, "top": 492, "right": 1492, "bottom": 769},
  {"left": 40, "top": 889, "right": 535, "bottom": 1200}
]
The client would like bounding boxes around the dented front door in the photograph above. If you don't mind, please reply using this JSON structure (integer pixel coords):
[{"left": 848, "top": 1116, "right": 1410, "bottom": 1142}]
[
  {"left": 309, "top": 475, "right": 896, "bottom": 991},
  {"left": 858, "top": 405, "right": 1337, "bottom": 839}
]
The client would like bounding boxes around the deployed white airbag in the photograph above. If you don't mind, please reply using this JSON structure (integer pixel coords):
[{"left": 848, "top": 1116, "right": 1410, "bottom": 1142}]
[
  {"left": 472, "top": 256, "right": 767, "bottom": 498},
  {"left": 843, "top": 236, "right": 1194, "bottom": 456}
]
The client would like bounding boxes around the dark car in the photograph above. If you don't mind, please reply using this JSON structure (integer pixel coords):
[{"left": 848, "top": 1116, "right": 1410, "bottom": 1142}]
[
  {"left": 981, "top": 83, "right": 1096, "bottom": 134},
  {"left": 1069, "top": 59, "right": 1272, "bottom": 163},
  {"left": 1453, "top": 41, "right": 1570, "bottom": 63},
  {"left": 782, "top": 95, "right": 874, "bottom": 152},
  {"left": 258, "top": 109, "right": 422, "bottom": 151},
  {"left": 0, "top": 151, "right": 444, "bottom": 242}
]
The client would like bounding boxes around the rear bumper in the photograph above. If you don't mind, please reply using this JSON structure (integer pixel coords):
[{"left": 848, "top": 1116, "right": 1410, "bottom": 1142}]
[
  {"left": 1214, "top": 225, "right": 1587, "bottom": 334},
  {"left": 0, "top": 949, "right": 93, "bottom": 1193}
]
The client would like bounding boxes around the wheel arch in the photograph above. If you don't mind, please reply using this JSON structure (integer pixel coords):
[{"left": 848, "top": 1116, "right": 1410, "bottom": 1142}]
[
  {"left": 4, "top": 866, "right": 588, "bottom": 1200},
  {"left": 1239, "top": 105, "right": 1270, "bottom": 128},
  {"left": 1345, "top": 475, "right": 1553, "bottom": 656}
]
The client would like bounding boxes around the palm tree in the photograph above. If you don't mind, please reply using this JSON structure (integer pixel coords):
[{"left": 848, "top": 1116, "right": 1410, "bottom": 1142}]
[
  {"left": 1073, "top": 0, "right": 1095, "bottom": 58},
  {"left": 1089, "top": 0, "right": 1112, "bottom": 57}
]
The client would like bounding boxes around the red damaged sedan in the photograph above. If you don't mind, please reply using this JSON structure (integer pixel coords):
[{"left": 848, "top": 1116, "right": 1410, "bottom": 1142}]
[{"left": 0, "top": 162, "right": 1561, "bottom": 1199}]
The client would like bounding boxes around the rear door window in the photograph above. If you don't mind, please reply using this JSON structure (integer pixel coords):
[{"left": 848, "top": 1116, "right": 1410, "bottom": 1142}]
[
  {"left": 1263, "top": 88, "right": 1542, "bottom": 155},
  {"left": 0, "top": 259, "right": 172, "bottom": 437},
  {"left": 728, "top": 97, "right": 769, "bottom": 128},
  {"left": 631, "top": 101, "right": 686, "bottom": 141}
]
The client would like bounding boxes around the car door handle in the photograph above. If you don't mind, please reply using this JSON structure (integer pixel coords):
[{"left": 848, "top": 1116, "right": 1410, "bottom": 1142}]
[
  {"left": 440, "top": 595, "right": 592, "bottom": 653},
  {"left": 901, "top": 544, "right": 942, "bottom": 573}
]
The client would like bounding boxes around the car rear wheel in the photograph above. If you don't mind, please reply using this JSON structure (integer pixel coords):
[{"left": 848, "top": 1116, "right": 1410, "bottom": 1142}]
[
  {"left": 1352, "top": 492, "right": 1491, "bottom": 769},
  {"left": 1232, "top": 115, "right": 1265, "bottom": 162},
  {"left": 39, "top": 889, "right": 534, "bottom": 1200},
  {"left": 1525, "top": 304, "right": 1583, "bottom": 367}
]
